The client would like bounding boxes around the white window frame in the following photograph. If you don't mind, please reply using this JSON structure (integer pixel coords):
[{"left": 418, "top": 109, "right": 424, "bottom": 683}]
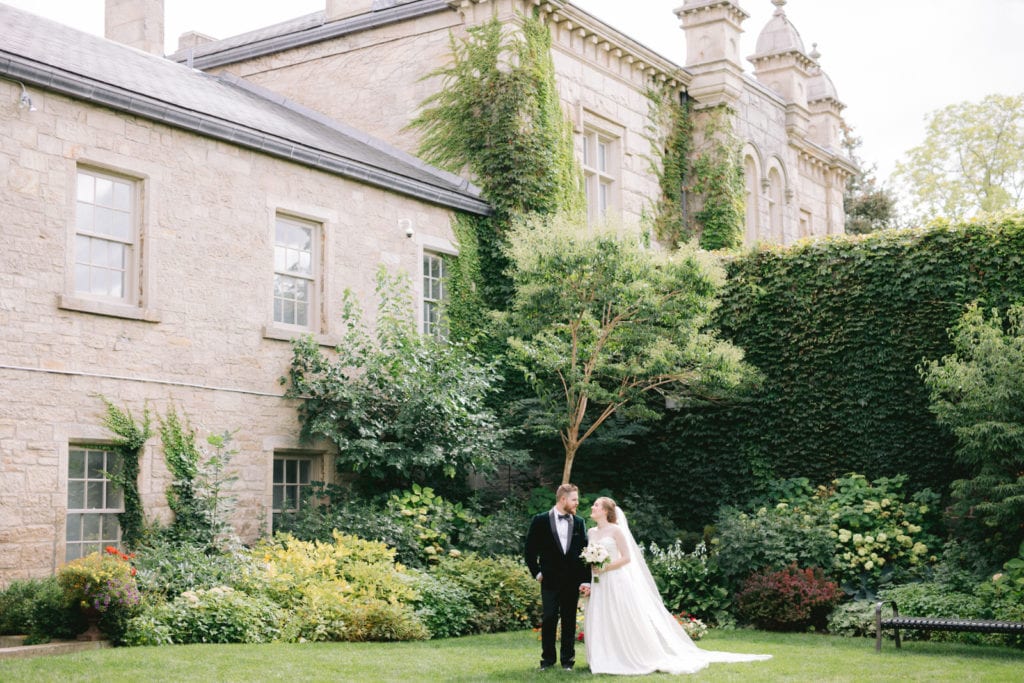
[
  {"left": 66, "top": 445, "right": 124, "bottom": 561},
  {"left": 73, "top": 167, "right": 139, "bottom": 305},
  {"left": 581, "top": 125, "right": 621, "bottom": 225},
  {"left": 272, "top": 452, "right": 318, "bottom": 530},
  {"left": 422, "top": 251, "right": 447, "bottom": 339},
  {"left": 272, "top": 214, "right": 321, "bottom": 331}
]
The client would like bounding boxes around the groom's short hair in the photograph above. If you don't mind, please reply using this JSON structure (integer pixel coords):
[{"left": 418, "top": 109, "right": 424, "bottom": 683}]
[{"left": 555, "top": 483, "right": 578, "bottom": 502}]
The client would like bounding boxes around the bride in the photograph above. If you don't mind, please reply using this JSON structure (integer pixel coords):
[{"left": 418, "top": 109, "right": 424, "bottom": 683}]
[{"left": 583, "top": 497, "right": 772, "bottom": 675}]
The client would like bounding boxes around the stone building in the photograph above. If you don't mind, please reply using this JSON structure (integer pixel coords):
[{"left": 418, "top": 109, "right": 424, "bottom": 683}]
[{"left": 0, "top": 0, "right": 853, "bottom": 582}]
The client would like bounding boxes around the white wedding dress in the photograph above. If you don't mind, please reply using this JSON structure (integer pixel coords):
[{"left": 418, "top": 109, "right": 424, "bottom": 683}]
[{"left": 584, "top": 510, "right": 772, "bottom": 675}]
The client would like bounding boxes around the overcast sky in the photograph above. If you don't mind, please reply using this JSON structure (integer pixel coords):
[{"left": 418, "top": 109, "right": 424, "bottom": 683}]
[{"left": 6, "top": 0, "right": 1024, "bottom": 185}]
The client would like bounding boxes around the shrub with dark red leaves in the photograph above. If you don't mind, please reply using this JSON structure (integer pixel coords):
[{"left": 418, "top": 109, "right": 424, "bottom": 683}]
[{"left": 735, "top": 564, "right": 842, "bottom": 631}]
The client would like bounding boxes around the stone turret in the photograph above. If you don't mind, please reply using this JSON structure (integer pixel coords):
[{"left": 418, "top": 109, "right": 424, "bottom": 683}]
[
  {"left": 806, "top": 44, "right": 845, "bottom": 150},
  {"left": 676, "top": 0, "right": 749, "bottom": 107},
  {"left": 747, "top": 0, "right": 813, "bottom": 135}
]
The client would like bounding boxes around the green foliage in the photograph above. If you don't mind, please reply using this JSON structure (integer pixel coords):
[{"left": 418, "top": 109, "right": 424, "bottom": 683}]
[
  {"left": 974, "top": 543, "right": 1024, "bottom": 645},
  {"left": 826, "top": 600, "right": 878, "bottom": 638},
  {"left": 501, "top": 213, "right": 749, "bottom": 482},
  {"left": 645, "top": 541, "right": 731, "bottom": 624},
  {"left": 156, "top": 409, "right": 239, "bottom": 548},
  {"left": 459, "top": 497, "right": 529, "bottom": 558},
  {"left": 411, "top": 571, "right": 476, "bottom": 639},
  {"left": 386, "top": 484, "right": 477, "bottom": 565},
  {"left": 410, "top": 14, "right": 583, "bottom": 312},
  {"left": 841, "top": 121, "right": 899, "bottom": 234},
  {"left": 132, "top": 539, "right": 254, "bottom": 601},
  {"left": 689, "top": 107, "right": 745, "bottom": 250},
  {"left": 100, "top": 398, "right": 151, "bottom": 549},
  {"left": 920, "top": 302, "right": 1024, "bottom": 564},
  {"left": 712, "top": 503, "right": 835, "bottom": 590},
  {"left": 735, "top": 564, "right": 842, "bottom": 632},
  {"left": 0, "top": 578, "right": 60, "bottom": 636},
  {"left": 646, "top": 87, "right": 694, "bottom": 246},
  {"left": 124, "top": 586, "right": 285, "bottom": 645},
  {"left": 664, "top": 218, "right": 1024, "bottom": 526},
  {"left": 56, "top": 550, "right": 140, "bottom": 614},
  {"left": 826, "top": 474, "right": 941, "bottom": 593},
  {"left": 894, "top": 93, "right": 1024, "bottom": 223},
  {"left": 18, "top": 577, "right": 82, "bottom": 644},
  {"left": 284, "top": 269, "right": 516, "bottom": 490},
  {"left": 429, "top": 553, "right": 541, "bottom": 634}
]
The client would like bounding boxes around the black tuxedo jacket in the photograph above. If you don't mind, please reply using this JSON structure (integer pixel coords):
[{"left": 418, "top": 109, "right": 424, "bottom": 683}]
[{"left": 525, "top": 510, "right": 589, "bottom": 588}]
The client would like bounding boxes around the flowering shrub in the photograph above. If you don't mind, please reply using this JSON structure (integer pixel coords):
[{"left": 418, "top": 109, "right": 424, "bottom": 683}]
[
  {"left": 430, "top": 553, "right": 541, "bottom": 633},
  {"left": 646, "top": 541, "right": 731, "bottom": 624},
  {"left": 826, "top": 474, "right": 941, "bottom": 590},
  {"left": 57, "top": 548, "right": 140, "bottom": 614},
  {"left": 735, "top": 564, "right": 842, "bottom": 632},
  {"left": 675, "top": 612, "right": 708, "bottom": 641}
]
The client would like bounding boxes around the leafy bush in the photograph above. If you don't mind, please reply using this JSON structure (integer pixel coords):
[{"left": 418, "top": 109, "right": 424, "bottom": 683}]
[
  {"left": 459, "top": 497, "right": 529, "bottom": 558},
  {"left": 56, "top": 549, "right": 140, "bottom": 614},
  {"left": 826, "top": 474, "right": 941, "bottom": 592},
  {"left": 645, "top": 541, "right": 731, "bottom": 624},
  {"left": 411, "top": 572, "right": 476, "bottom": 639},
  {"left": 735, "top": 564, "right": 842, "bottom": 632},
  {"left": 124, "top": 586, "right": 284, "bottom": 645},
  {"left": 0, "top": 577, "right": 82, "bottom": 643},
  {"left": 714, "top": 503, "right": 835, "bottom": 590},
  {"left": 826, "top": 600, "right": 878, "bottom": 638},
  {"left": 975, "top": 542, "right": 1024, "bottom": 646},
  {"left": 386, "top": 484, "right": 477, "bottom": 565},
  {"left": 132, "top": 538, "right": 254, "bottom": 601},
  {"left": 430, "top": 553, "right": 540, "bottom": 633}
]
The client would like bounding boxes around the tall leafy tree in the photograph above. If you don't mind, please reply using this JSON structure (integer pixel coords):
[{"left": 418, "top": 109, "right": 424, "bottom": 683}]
[
  {"left": 920, "top": 303, "right": 1024, "bottom": 565},
  {"left": 284, "top": 269, "right": 517, "bottom": 491},
  {"left": 500, "top": 214, "right": 750, "bottom": 484},
  {"left": 894, "top": 93, "right": 1024, "bottom": 223},
  {"left": 841, "top": 121, "right": 899, "bottom": 234}
]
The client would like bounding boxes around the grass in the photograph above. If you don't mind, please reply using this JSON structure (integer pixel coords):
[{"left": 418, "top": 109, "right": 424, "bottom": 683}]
[{"left": 1, "top": 629, "right": 1021, "bottom": 682}]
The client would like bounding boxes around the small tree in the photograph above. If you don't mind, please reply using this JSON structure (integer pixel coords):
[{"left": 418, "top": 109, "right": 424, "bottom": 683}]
[
  {"left": 501, "top": 214, "right": 749, "bottom": 483},
  {"left": 284, "top": 268, "right": 517, "bottom": 490},
  {"left": 841, "top": 121, "right": 899, "bottom": 234},
  {"left": 920, "top": 303, "right": 1024, "bottom": 564}
]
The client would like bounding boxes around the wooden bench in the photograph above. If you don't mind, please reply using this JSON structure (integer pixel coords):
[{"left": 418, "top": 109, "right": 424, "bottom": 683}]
[{"left": 874, "top": 600, "right": 1024, "bottom": 652}]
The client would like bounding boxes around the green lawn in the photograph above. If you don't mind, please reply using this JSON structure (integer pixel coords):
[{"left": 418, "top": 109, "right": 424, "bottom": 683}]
[{"left": 1, "top": 629, "right": 1021, "bottom": 682}]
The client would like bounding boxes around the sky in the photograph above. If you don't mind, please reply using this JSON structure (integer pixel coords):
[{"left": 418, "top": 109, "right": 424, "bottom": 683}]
[{"left": 5, "top": 0, "right": 1024, "bottom": 185}]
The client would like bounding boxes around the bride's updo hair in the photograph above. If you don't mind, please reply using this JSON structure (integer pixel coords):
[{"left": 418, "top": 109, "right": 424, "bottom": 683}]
[{"left": 595, "top": 496, "right": 618, "bottom": 523}]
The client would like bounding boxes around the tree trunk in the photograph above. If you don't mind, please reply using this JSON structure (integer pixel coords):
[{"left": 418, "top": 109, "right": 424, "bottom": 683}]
[{"left": 561, "top": 442, "right": 577, "bottom": 484}]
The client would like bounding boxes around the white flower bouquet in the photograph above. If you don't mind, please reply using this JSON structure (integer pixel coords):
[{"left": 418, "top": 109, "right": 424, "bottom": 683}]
[{"left": 580, "top": 542, "right": 610, "bottom": 582}]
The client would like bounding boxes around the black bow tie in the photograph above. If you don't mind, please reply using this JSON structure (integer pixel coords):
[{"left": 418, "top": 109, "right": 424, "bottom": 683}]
[{"left": 558, "top": 513, "right": 571, "bottom": 521}]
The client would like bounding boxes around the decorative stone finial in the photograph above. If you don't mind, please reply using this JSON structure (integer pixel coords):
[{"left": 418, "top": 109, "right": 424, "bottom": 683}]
[
  {"left": 810, "top": 42, "right": 821, "bottom": 61},
  {"left": 772, "top": 0, "right": 786, "bottom": 15}
]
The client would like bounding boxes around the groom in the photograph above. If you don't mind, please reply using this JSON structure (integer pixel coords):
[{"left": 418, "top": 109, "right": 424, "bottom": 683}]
[{"left": 525, "top": 483, "right": 590, "bottom": 671}]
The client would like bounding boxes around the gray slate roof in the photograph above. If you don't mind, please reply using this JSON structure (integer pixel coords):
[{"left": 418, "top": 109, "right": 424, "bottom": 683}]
[{"left": 0, "top": 3, "right": 489, "bottom": 215}]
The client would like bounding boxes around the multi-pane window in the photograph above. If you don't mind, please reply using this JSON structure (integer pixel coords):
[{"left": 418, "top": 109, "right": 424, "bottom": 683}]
[
  {"left": 422, "top": 252, "right": 446, "bottom": 339},
  {"left": 66, "top": 446, "right": 123, "bottom": 561},
  {"left": 75, "top": 169, "right": 136, "bottom": 301},
  {"left": 272, "top": 455, "right": 312, "bottom": 530},
  {"left": 582, "top": 129, "right": 617, "bottom": 224},
  {"left": 273, "top": 216, "right": 318, "bottom": 328}
]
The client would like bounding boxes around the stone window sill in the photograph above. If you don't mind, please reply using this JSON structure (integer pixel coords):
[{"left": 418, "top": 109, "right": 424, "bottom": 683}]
[
  {"left": 58, "top": 295, "right": 161, "bottom": 323},
  {"left": 262, "top": 324, "right": 338, "bottom": 347}
]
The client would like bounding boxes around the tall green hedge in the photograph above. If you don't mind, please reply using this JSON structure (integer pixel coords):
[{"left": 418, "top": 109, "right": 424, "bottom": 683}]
[{"left": 580, "top": 218, "right": 1024, "bottom": 529}]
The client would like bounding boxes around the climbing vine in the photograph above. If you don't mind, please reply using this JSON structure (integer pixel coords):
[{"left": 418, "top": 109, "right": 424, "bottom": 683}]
[
  {"left": 410, "top": 12, "right": 582, "bottom": 315},
  {"left": 690, "top": 106, "right": 745, "bottom": 250},
  {"left": 100, "top": 398, "right": 151, "bottom": 550},
  {"left": 646, "top": 87, "right": 694, "bottom": 247}
]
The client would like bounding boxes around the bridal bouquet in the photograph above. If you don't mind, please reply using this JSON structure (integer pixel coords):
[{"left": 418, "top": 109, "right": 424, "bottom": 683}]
[{"left": 580, "top": 542, "right": 610, "bottom": 582}]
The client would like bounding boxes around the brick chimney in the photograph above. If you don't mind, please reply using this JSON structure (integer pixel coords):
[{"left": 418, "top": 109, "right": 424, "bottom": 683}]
[
  {"left": 105, "top": 0, "right": 165, "bottom": 55},
  {"left": 326, "top": 0, "right": 375, "bottom": 23}
]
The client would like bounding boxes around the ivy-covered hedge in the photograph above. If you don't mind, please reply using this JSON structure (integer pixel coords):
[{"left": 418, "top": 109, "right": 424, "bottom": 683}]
[{"left": 610, "top": 218, "right": 1024, "bottom": 529}]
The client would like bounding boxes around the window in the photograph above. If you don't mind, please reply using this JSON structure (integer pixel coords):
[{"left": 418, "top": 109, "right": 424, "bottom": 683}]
[
  {"left": 74, "top": 168, "right": 137, "bottom": 302},
  {"left": 272, "top": 455, "right": 313, "bottom": 530},
  {"left": 273, "top": 215, "right": 319, "bottom": 329},
  {"left": 66, "top": 446, "right": 123, "bottom": 561},
  {"left": 582, "top": 128, "right": 619, "bottom": 224},
  {"left": 422, "top": 251, "right": 446, "bottom": 339}
]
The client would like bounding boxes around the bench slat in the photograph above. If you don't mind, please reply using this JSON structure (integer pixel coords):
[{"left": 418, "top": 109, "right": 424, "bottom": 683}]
[{"left": 874, "top": 600, "right": 1024, "bottom": 653}]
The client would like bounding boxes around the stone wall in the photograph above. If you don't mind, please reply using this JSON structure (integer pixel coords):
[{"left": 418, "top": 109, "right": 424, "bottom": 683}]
[{"left": 0, "top": 82, "right": 457, "bottom": 583}]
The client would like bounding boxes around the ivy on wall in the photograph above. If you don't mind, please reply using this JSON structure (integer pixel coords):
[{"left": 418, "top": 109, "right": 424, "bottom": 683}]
[
  {"left": 411, "top": 12, "right": 583, "bottom": 316},
  {"left": 101, "top": 399, "right": 151, "bottom": 550},
  {"left": 646, "top": 95, "right": 744, "bottom": 251}
]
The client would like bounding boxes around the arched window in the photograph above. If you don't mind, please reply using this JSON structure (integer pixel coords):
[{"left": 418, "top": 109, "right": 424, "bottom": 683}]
[
  {"left": 768, "top": 168, "right": 784, "bottom": 242},
  {"left": 744, "top": 156, "right": 759, "bottom": 244}
]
